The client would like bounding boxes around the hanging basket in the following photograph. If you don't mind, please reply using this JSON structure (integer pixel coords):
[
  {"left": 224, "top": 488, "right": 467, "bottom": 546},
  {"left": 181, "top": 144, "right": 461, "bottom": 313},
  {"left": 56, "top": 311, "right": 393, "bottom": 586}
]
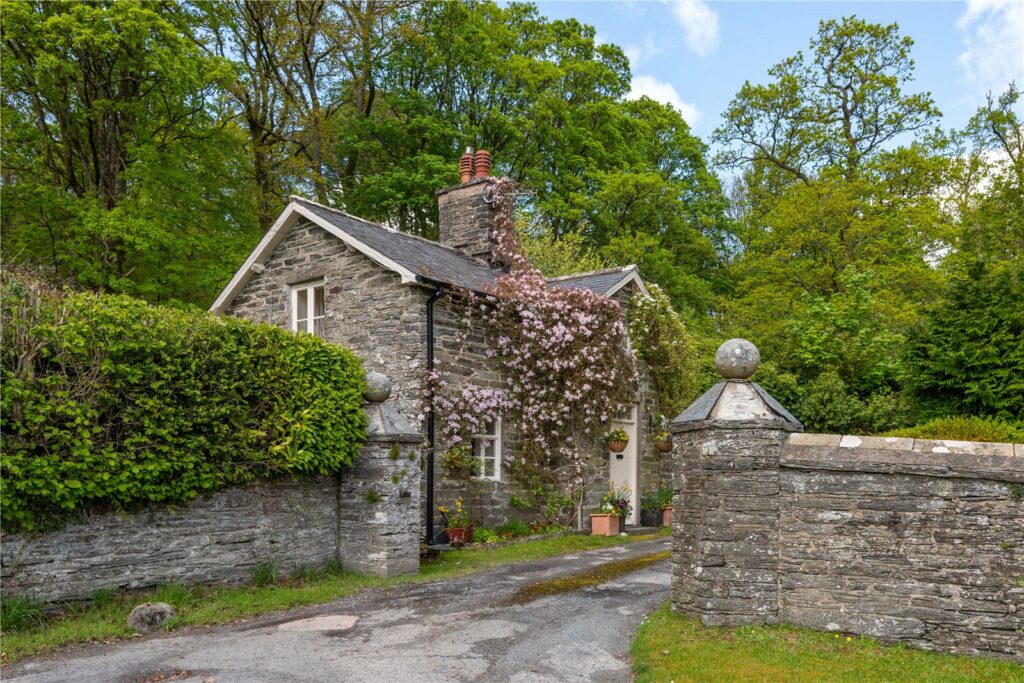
[
  {"left": 607, "top": 439, "right": 628, "bottom": 453},
  {"left": 655, "top": 440, "right": 673, "bottom": 453}
]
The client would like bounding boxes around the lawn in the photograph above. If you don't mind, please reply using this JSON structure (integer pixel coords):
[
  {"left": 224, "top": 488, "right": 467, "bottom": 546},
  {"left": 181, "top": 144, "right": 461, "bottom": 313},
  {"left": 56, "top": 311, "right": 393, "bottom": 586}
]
[
  {"left": 0, "top": 528, "right": 668, "bottom": 664},
  {"left": 631, "top": 603, "right": 1024, "bottom": 683}
]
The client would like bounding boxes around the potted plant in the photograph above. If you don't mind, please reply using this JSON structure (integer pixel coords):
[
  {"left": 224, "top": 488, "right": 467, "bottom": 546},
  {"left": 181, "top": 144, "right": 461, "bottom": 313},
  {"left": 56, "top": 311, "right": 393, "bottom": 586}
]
[
  {"left": 591, "top": 483, "right": 632, "bottom": 535},
  {"left": 653, "top": 431, "right": 673, "bottom": 453},
  {"left": 643, "top": 481, "right": 674, "bottom": 526},
  {"left": 438, "top": 498, "right": 473, "bottom": 546},
  {"left": 605, "top": 428, "right": 629, "bottom": 453}
]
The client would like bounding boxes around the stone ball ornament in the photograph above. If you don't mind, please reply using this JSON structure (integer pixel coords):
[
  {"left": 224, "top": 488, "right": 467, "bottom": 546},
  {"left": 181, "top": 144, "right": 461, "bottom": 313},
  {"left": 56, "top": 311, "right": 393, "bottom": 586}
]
[
  {"left": 362, "top": 370, "right": 392, "bottom": 403},
  {"left": 714, "top": 338, "right": 760, "bottom": 380}
]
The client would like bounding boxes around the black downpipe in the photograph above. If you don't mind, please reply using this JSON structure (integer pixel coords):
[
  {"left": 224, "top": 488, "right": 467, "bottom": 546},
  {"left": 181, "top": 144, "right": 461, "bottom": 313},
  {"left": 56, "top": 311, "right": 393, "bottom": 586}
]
[{"left": 424, "top": 282, "right": 445, "bottom": 545}]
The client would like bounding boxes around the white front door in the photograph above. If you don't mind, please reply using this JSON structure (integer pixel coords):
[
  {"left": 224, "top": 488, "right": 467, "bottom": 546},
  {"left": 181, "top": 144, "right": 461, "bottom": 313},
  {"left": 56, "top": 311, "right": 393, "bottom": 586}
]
[{"left": 609, "top": 404, "right": 640, "bottom": 525}]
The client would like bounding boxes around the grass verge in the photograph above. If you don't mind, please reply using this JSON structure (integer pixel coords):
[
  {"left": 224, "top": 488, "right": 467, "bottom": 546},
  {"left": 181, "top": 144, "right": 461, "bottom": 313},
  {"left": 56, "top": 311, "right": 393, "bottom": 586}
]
[
  {"left": 631, "top": 602, "right": 1024, "bottom": 683},
  {"left": 1, "top": 528, "right": 669, "bottom": 664}
]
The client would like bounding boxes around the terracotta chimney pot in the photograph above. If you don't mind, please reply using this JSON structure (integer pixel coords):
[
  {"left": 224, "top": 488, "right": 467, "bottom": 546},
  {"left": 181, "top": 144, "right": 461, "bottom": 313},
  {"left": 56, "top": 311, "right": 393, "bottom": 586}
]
[
  {"left": 474, "top": 149, "right": 491, "bottom": 179},
  {"left": 459, "top": 147, "right": 475, "bottom": 184}
]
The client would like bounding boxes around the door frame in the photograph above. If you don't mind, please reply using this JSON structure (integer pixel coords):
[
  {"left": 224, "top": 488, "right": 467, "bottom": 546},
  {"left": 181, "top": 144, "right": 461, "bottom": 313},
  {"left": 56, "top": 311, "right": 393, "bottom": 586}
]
[{"left": 610, "top": 404, "right": 640, "bottom": 525}]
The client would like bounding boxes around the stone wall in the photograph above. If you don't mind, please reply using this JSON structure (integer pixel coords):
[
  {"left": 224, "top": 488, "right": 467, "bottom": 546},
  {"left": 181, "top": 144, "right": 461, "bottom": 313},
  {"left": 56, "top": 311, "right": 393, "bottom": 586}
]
[
  {"left": 670, "top": 414, "right": 1024, "bottom": 661},
  {"left": 1, "top": 440, "right": 421, "bottom": 601},
  {"left": 779, "top": 434, "right": 1024, "bottom": 660}
]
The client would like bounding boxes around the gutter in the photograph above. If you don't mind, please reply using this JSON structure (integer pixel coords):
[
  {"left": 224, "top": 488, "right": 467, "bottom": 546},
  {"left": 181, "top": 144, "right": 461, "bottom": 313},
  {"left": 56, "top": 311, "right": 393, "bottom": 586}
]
[{"left": 421, "top": 277, "right": 446, "bottom": 545}]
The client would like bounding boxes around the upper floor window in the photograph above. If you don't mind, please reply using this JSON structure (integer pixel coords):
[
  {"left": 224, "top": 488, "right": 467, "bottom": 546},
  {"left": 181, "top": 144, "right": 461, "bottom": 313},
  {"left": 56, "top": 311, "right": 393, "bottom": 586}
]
[
  {"left": 473, "top": 418, "right": 502, "bottom": 481},
  {"left": 291, "top": 281, "right": 325, "bottom": 338}
]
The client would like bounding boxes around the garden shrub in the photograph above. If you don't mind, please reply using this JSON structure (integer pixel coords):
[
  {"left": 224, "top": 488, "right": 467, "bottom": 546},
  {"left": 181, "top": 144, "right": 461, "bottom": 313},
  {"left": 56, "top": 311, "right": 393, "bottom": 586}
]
[
  {"left": 1, "top": 272, "right": 366, "bottom": 533},
  {"left": 882, "top": 416, "right": 1024, "bottom": 443}
]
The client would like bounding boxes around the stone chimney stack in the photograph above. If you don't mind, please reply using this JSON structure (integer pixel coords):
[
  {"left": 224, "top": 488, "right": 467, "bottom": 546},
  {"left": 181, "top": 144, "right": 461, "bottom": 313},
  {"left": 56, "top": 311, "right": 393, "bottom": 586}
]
[{"left": 437, "top": 148, "right": 499, "bottom": 266}]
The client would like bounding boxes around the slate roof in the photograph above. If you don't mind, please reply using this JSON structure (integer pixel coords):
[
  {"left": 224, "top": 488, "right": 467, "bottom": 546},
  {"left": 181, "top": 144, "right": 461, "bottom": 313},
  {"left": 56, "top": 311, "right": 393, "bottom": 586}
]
[
  {"left": 547, "top": 267, "right": 637, "bottom": 295},
  {"left": 292, "top": 198, "right": 639, "bottom": 297},
  {"left": 293, "top": 198, "right": 499, "bottom": 292}
]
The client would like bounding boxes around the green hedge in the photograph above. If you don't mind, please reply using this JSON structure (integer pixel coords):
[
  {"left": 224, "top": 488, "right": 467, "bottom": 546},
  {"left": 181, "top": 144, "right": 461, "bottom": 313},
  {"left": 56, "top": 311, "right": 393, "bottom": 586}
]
[
  {"left": 882, "top": 416, "right": 1023, "bottom": 443},
  {"left": 1, "top": 276, "right": 366, "bottom": 533}
]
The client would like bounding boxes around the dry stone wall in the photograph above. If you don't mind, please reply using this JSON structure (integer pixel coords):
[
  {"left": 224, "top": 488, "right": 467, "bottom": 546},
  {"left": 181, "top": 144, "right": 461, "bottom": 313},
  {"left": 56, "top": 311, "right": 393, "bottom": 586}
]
[
  {"left": 670, "top": 417, "right": 1024, "bottom": 661},
  {"left": 1, "top": 426, "right": 422, "bottom": 601},
  {"left": 779, "top": 434, "right": 1024, "bottom": 660}
]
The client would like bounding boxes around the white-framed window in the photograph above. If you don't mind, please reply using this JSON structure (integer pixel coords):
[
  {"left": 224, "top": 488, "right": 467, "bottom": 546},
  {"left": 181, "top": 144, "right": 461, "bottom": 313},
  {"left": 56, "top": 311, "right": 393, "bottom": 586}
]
[
  {"left": 291, "top": 280, "right": 325, "bottom": 338},
  {"left": 472, "top": 418, "right": 502, "bottom": 481}
]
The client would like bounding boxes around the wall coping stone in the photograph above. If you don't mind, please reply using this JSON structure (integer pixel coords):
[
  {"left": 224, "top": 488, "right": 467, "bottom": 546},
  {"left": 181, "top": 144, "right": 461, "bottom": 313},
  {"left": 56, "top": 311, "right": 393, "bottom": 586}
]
[
  {"left": 782, "top": 436, "right": 1024, "bottom": 483},
  {"left": 672, "top": 416, "right": 804, "bottom": 434}
]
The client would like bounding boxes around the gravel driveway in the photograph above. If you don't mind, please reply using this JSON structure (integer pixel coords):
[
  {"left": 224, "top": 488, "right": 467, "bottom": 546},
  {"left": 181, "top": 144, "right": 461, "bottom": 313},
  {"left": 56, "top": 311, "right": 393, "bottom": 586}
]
[{"left": 6, "top": 536, "right": 671, "bottom": 683}]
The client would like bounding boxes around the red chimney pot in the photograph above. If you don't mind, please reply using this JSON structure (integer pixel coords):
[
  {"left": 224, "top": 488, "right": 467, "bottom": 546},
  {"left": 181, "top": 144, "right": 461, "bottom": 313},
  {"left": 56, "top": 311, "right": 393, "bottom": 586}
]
[
  {"left": 459, "top": 147, "right": 474, "bottom": 183},
  {"left": 474, "top": 149, "right": 491, "bottom": 179}
]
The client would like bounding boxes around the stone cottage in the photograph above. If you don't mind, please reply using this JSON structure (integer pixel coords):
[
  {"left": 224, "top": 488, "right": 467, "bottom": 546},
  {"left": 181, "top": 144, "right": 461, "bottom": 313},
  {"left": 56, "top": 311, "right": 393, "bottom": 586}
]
[{"left": 211, "top": 154, "right": 669, "bottom": 541}]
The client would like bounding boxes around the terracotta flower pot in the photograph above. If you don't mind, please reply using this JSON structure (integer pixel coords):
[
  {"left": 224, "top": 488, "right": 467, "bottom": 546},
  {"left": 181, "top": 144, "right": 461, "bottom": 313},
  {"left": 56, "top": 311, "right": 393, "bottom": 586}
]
[
  {"left": 661, "top": 508, "right": 673, "bottom": 527},
  {"left": 447, "top": 527, "right": 473, "bottom": 545},
  {"left": 590, "top": 513, "right": 621, "bottom": 536},
  {"left": 655, "top": 440, "right": 673, "bottom": 453},
  {"left": 607, "top": 439, "right": 628, "bottom": 453}
]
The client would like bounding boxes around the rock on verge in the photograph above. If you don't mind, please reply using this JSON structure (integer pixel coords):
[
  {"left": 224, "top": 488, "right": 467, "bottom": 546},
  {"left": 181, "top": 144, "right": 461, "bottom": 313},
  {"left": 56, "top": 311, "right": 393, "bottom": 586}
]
[{"left": 127, "top": 602, "right": 176, "bottom": 634}]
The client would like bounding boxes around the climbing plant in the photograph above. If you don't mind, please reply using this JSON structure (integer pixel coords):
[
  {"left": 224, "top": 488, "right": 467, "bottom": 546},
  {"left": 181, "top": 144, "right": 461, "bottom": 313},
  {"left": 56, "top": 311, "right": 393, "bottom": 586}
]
[
  {"left": 628, "top": 284, "right": 701, "bottom": 417},
  {"left": 423, "top": 179, "right": 636, "bottom": 527}
]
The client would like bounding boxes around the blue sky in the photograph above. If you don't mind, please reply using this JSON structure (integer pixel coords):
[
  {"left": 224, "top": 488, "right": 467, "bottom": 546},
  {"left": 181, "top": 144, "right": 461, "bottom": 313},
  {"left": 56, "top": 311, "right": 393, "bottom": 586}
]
[{"left": 531, "top": 1, "right": 1024, "bottom": 143}]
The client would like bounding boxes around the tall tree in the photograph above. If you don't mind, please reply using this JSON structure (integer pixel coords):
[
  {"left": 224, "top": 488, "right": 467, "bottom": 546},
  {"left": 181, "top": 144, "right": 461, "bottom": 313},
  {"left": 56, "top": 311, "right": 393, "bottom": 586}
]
[
  {"left": 714, "top": 16, "right": 948, "bottom": 361},
  {"left": 1, "top": 0, "right": 258, "bottom": 303}
]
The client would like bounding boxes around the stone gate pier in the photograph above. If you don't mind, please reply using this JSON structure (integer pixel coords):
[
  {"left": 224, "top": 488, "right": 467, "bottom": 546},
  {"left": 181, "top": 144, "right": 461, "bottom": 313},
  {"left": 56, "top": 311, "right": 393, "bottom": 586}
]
[{"left": 669, "top": 339, "right": 1024, "bottom": 661}]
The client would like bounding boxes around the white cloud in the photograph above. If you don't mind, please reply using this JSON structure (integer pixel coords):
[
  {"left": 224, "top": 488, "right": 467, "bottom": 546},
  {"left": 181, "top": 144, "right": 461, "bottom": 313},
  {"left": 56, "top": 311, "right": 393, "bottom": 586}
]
[
  {"left": 627, "top": 74, "right": 701, "bottom": 124},
  {"left": 623, "top": 33, "right": 665, "bottom": 68},
  {"left": 956, "top": 0, "right": 1024, "bottom": 100},
  {"left": 668, "top": 0, "right": 719, "bottom": 58}
]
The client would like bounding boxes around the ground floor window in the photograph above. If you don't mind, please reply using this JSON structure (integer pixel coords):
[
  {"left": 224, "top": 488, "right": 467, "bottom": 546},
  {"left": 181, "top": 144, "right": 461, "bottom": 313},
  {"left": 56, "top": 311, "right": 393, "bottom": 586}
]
[{"left": 473, "top": 418, "right": 502, "bottom": 481}]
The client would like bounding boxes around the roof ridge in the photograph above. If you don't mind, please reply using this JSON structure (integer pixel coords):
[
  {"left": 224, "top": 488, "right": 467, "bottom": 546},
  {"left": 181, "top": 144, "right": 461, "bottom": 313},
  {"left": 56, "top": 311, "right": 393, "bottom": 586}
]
[
  {"left": 546, "top": 265, "right": 636, "bottom": 282},
  {"left": 289, "top": 195, "right": 494, "bottom": 269}
]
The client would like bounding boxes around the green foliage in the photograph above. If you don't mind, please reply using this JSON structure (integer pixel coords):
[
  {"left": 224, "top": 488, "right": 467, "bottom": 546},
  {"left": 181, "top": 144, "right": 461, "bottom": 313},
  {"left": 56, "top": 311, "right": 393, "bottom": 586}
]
[
  {"left": 882, "top": 416, "right": 1024, "bottom": 443},
  {"left": 642, "top": 482, "right": 674, "bottom": 511},
  {"left": 787, "top": 269, "right": 905, "bottom": 395},
  {"left": 364, "top": 489, "right": 382, "bottom": 504},
  {"left": 440, "top": 444, "right": 478, "bottom": 483},
  {"left": 520, "top": 226, "right": 607, "bottom": 278},
  {"left": 0, "top": 272, "right": 366, "bottom": 532},
  {"left": 289, "top": 564, "right": 317, "bottom": 583},
  {"left": 152, "top": 583, "right": 197, "bottom": 611},
  {"left": 250, "top": 562, "right": 280, "bottom": 588},
  {"left": 1, "top": 594, "right": 45, "bottom": 632},
  {"left": 1, "top": 0, "right": 258, "bottom": 305},
  {"left": 89, "top": 588, "right": 116, "bottom": 610},
  {"left": 905, "top": 261, "right": 1024, "bottom": 420},
  {"left": 629, "top": 285, "right": 701, "bottom": 416}
]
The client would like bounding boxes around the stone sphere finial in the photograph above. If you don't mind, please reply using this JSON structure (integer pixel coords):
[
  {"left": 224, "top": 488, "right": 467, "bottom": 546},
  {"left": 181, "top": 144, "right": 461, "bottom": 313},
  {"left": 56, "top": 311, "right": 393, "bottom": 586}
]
[
  {"left": 363, "top": 371, "right": 392, "bottom": 403},
  {"left": 715, "top": 338, "right": 760, "bottom": 380}
]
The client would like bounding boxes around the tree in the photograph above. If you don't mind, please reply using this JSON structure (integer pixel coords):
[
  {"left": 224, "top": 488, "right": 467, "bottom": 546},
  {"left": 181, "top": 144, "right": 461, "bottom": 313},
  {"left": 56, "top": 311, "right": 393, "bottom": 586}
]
[
  {"left": 905, "top": 261, "right": 1024, "bottom": 420},
  {"left": 1, "top": 0, "right": 258, "bottom": 304},
  {"left": 714, "top": 16, "right": 949, "bottom": 362}
]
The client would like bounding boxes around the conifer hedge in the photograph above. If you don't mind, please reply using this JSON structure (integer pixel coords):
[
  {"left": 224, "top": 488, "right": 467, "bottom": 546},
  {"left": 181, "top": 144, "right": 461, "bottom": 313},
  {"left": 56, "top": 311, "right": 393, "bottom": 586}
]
[{"left": 1, "top": 273, "right": 366, "bottom": 533}]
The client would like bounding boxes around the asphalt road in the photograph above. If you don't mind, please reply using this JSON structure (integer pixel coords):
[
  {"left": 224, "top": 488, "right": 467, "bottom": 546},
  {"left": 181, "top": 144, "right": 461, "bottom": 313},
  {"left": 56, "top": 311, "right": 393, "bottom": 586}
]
[{"left": 6, "top": 536, "right": 671, "bottom": 683}]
